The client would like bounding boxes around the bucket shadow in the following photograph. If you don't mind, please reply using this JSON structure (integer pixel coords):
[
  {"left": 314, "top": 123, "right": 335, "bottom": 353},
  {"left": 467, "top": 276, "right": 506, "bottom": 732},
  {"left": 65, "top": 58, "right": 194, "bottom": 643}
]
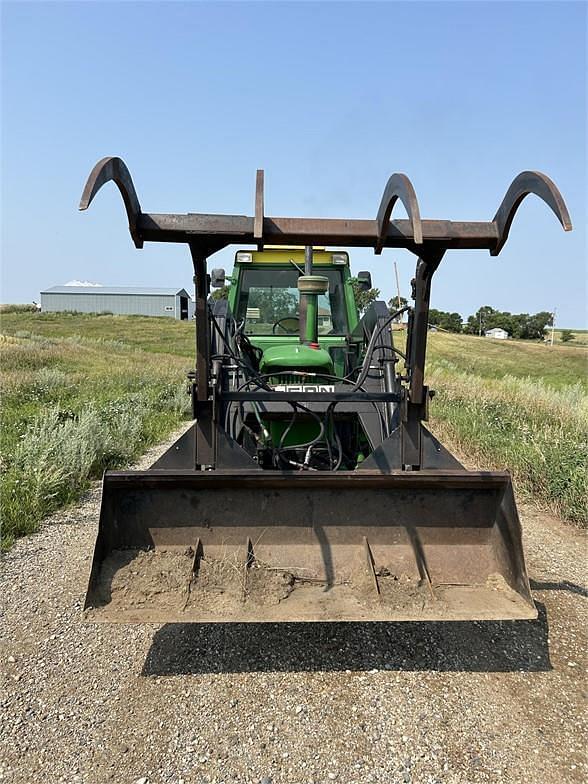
[
  {"left": 142, "top": 602, "right": 551, "bottom": 675},
  {"left": 529, "top": 578, "right": 588, "bottom": 598}
]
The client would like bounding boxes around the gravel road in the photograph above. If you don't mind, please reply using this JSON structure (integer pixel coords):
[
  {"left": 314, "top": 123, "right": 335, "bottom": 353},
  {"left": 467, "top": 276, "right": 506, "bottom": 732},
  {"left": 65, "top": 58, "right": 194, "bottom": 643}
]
[{"left": 1, "top": 429, "right": 586, "bottom": 784}]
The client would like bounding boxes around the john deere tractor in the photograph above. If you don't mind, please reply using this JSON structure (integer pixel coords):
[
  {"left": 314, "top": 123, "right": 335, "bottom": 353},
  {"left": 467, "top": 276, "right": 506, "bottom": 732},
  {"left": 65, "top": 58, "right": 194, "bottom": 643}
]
[
  {"left": 79, "top": 158, "right": 571, "bottom": 624},
  {"left": 211, "top": 246, "right": 397, "bottom": 472}
]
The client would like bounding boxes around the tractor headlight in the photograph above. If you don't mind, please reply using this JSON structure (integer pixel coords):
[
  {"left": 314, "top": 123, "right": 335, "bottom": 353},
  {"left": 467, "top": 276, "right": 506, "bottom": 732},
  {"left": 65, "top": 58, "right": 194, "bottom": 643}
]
[
  {"left": 331, "top": 253, "right": 348, "bottom": 265},
  {"left": 236, "top": 252, "right": 253, "bottom": 263}
]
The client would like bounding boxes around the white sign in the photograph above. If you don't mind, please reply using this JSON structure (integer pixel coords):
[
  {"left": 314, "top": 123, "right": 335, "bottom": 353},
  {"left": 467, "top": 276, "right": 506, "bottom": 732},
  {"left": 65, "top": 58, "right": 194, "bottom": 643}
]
[{"left": 273, "top": 384, "right": 335, "bottom": 393}]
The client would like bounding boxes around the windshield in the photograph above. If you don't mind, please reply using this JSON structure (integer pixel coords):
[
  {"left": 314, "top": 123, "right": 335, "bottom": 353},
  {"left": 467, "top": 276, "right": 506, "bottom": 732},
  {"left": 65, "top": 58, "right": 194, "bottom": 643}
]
[{"left": 235, "top": 268, "right": 348, "bottom": 335}]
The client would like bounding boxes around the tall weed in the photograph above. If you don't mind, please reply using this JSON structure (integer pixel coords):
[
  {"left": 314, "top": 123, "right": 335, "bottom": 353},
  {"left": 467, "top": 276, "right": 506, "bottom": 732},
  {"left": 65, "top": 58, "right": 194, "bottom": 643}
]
[
  {"left": 0, "top": 392, "right": 186, "bottom": 550},
  {"left": 429, "top": 361, "right": 588, "bottom": 524}
]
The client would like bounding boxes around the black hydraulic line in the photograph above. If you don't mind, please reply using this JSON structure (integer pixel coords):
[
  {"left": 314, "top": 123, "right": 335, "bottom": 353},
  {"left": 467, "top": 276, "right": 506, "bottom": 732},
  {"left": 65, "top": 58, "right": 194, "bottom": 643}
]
[
  {"left": 233, "top": 370, "right": 389, "bottom": 436},
  {"left": 213, "top": 312, "right": 396, "bottom": 459},
  {"left": 347, "top": 305, "right": 410, "bottom": 390},
  {"left": 368, "top": 343, "right": 406, "bottom": 361},
  {"left": 274, "top": 401, "right": 327, "bottom": 469}
]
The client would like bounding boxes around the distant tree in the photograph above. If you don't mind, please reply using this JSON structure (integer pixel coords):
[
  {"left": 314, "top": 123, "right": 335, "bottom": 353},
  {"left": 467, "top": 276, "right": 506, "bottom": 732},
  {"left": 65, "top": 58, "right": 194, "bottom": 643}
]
[
  {"left": 505, "top": 313, "right": 524, "bottom": 339},
  {"left": 526, "top": 311, "right": 553, "bottom": 340},
  {"left": 428, "top": 309, "right": 463, "bottom": 333},
  {"left": 211, "top": 285, "right": 230, "bottom": 301},
  {"left": 464, "top": 305, "right": 497, "bottom": 335},
  {"left": 444, "top": 312, "right": 464, "bottom": 333},
  {"left": 387, "top": 296, "right": 408, "bottom": 317},
  {"left": 350, "top": 278, "right": 380, "bottom": 314},
  {"left": 465, "top": 306, "right": 554, "bottom": 340},
  {"left": 507, "top": 312, "right": 552, "bottom": 340},
  {"left": 560, "top": 329, "right": 575, "bottom": 343}
]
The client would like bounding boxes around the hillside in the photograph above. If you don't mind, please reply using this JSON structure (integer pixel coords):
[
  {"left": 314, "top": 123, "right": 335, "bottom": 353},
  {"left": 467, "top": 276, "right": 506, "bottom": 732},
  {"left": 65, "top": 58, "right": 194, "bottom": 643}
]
[
  {"left": 1, "top": 313, "right": 586, "bottom": 550},
  {"left": 426, "top": 330, "right": 587, "bottom": 389},
  {"left": 3, "top": 311, "right": 586, "bottom": 385}
]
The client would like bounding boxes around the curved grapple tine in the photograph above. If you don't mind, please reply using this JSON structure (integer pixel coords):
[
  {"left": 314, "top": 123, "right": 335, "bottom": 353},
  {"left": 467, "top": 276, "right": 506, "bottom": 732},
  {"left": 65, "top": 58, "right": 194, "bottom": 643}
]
[
  {"left": 375, "top": 173, "right": 423, "bottom": 254},
  {"left": 79, "top": 156, "right": 143, "bottom": 248},
  {"left": 491, "top": 170, "right": 572, "bottom": 256}
]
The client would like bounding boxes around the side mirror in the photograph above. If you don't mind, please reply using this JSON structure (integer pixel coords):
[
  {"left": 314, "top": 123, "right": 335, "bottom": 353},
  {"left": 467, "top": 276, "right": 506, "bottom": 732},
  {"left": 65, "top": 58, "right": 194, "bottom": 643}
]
[
  {"left": 210, "top": 268, "right": 226, "bottom": 288},
  {"left": 357, "top": 271, "right": 372, "bottom": 291}
]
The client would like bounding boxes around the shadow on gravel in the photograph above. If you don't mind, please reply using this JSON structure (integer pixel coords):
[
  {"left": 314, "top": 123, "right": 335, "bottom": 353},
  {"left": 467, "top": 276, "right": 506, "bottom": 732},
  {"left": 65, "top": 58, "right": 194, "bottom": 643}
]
[
  {"left": 142, "top": 602, "right": 551, "bottom": 675},
  {"left": 530, "top": 578, "right": 588, "bottom": 598}
]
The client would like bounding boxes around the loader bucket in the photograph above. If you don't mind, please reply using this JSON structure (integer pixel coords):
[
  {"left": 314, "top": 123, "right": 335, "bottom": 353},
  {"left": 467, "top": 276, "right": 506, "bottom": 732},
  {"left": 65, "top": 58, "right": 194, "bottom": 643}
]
[{"left": 84, "top": 469, "right": 536, "bottom": 623}]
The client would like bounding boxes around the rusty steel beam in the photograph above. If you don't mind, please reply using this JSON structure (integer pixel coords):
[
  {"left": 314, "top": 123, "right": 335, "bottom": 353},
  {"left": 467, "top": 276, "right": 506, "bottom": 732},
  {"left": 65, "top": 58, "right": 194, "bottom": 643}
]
[
  {"left": 80, "top": 157, "right": 572, "bottom": 257},
  {"left": 137, "top": 213, "right": 499, "bottom": 250}
]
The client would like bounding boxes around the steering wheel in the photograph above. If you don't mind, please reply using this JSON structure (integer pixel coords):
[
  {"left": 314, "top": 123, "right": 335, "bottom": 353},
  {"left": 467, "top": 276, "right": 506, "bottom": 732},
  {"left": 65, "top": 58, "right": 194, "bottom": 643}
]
[{"left": 272, "top": 317, "right": 300, "bottom": 335}]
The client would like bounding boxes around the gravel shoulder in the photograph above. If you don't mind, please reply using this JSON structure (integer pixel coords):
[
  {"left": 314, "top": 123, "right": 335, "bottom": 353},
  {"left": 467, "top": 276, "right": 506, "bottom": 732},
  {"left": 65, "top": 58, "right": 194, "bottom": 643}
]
[{"left": 1, "top": 427, "right": 586, "bottom": 784}]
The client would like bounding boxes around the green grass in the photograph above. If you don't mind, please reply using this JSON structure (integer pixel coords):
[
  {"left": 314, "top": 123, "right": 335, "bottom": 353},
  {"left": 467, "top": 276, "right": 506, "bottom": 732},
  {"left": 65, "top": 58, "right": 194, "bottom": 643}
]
[
  {"left": 551, "top": 328, "right": 588, "bottom": 347},
  {"left": 427, "top": 361, "right": 587, "bottom": 523},
  {"left": 0, "top": 304, "right": 39, "bottom": 314},
  {"left": 1, "top": 314, "right": 586, "bottom": 550},
  {"left": 426, "top": 331, "right": 587, "bottom": 390},
  {"left": 0, "top": 323, "right": 192, "bottom": 550},
  {"left": 421, "top": 332, "right": 587, "bottom": 524},
  {"left": 0, "top": 311, "right": 195, "bottom": 357}
]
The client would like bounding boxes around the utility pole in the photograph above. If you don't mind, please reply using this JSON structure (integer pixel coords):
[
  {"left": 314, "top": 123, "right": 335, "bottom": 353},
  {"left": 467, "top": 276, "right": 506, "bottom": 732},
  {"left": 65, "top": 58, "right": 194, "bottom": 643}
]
[
  {"left": 550, "top": 307, "right": 556, "bottom": 346},
  {"left": 393, "top": 261, "right": 402, "bottom": 319},
  {"left": 479, "top": 310, "right": 482, "bottom": 337}
]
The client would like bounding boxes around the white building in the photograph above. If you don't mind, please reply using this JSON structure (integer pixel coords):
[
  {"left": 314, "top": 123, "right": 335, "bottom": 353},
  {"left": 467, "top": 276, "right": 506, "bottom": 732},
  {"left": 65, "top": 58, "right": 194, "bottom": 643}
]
[
  {"left": 485, "top": 327, "right": 509, "bottom": 340},
  {"left": 40, "top": 285, "right": 194, "bottom": 320}
]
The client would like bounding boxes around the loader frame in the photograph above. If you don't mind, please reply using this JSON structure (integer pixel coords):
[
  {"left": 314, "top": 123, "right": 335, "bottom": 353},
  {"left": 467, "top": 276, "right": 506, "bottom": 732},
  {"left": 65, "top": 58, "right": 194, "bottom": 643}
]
[
  {"left": 80, "top": 160, "right": 571, "bottom": 472},
  {"left": 79, "top": 159, "right": 572, "bottom": 624}
]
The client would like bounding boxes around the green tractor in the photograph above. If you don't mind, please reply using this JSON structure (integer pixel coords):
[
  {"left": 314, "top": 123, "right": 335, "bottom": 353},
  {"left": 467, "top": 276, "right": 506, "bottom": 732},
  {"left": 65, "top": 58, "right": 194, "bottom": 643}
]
[
  {"left": 215, "top": 246, "right": 393, "bottom": 471},
  {"left": 79, "top": 158, "right": 572, "bottom": 624}
]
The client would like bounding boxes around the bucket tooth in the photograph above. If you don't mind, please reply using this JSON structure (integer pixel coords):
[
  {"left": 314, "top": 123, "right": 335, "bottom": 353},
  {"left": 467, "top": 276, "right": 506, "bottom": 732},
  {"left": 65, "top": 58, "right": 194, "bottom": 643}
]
[
  {"left": 242, "top": 537, "right": 255, "bottom": 602},
  {"left": 191, "top": 538, "right": 204, "bottom": 576},
  {"left": 362, "top": 536, "right": 381, "bottom": 598},
  {"left": 406, "top": 528, "right": 436, "bottom": 601}
]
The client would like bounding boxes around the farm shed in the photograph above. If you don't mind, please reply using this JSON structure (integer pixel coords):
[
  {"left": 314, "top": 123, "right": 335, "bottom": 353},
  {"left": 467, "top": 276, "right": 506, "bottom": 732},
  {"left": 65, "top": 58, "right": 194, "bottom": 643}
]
[
  {"left": 485, "top": 327, "right": 509, "bottom": 340},
  {"left": 40, "top": 286, "right": 193, "bottom": 320}
]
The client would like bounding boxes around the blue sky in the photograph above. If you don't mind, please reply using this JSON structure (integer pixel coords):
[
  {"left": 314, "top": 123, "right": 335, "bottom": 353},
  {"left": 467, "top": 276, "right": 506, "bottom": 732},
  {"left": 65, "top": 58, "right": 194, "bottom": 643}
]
[{"left": 1, "top": 1, "right": 586, "bottom": 326}]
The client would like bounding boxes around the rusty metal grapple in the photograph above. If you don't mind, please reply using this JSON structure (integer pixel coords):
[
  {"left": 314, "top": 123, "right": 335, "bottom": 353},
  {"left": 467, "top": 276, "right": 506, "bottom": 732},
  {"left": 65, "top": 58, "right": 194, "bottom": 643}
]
[{"left": 79, "top": 159, "right": 571, "bottom": 623}]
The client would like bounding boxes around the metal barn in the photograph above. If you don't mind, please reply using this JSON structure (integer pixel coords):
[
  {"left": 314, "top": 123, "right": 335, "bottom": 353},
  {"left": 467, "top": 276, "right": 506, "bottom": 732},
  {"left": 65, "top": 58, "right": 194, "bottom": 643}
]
[{"left": 40, "top": 286, "right": 193, "bottom": 320}]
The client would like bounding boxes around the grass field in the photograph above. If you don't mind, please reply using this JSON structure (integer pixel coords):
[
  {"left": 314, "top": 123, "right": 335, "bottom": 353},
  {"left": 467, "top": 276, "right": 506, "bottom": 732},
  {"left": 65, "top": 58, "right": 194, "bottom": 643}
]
[
  {"left": 416, "top": 332, "right": 586, "bottom": 524},
  {"left": 0, "top": 310, "right": 195, "bottom": 357},
  {"left": 551, "top": 328, "right": 588, "bottom": 347},
  {"left": 1, "top": 312, "right": 586, "bottom": 549},
  {"left": 0, "top": 314, "right": 192, "bottom": 550}
]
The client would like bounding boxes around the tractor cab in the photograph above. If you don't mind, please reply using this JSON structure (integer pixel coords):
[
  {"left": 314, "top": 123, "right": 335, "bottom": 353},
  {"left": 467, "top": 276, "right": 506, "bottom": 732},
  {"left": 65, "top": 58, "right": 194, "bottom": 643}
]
[{"left": 221, "top": 248, "right": 362, "bottom": 379}]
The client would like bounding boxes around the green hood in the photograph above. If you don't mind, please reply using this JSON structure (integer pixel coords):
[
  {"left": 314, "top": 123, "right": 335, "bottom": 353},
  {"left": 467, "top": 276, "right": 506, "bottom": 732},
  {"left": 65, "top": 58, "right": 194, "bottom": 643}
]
[{"left": 259, "top": 343, "right": 334, "bottom": 375}]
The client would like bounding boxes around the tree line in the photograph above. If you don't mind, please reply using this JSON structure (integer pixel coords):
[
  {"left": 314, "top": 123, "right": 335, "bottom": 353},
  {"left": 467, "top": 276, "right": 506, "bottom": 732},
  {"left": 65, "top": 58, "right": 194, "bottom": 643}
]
[
  {"left": 355, "top": 282, "right": 554, "bottom": 341},
  {"left": 421, "top": 304, "right": 553, "bottom": 340}
]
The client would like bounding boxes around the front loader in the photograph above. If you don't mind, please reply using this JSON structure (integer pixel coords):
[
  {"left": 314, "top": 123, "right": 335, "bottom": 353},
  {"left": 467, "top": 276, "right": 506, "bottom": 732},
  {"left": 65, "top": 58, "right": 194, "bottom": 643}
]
[{"left": 80, "top": 159, "right": 571, "bottom": 623}]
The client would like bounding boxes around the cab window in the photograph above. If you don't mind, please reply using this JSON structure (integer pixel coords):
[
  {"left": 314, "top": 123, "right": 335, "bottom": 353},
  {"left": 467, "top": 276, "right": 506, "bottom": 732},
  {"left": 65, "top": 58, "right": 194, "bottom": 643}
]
[{"left": 235, "top": 268, "right": 348, "bottom": 335}]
